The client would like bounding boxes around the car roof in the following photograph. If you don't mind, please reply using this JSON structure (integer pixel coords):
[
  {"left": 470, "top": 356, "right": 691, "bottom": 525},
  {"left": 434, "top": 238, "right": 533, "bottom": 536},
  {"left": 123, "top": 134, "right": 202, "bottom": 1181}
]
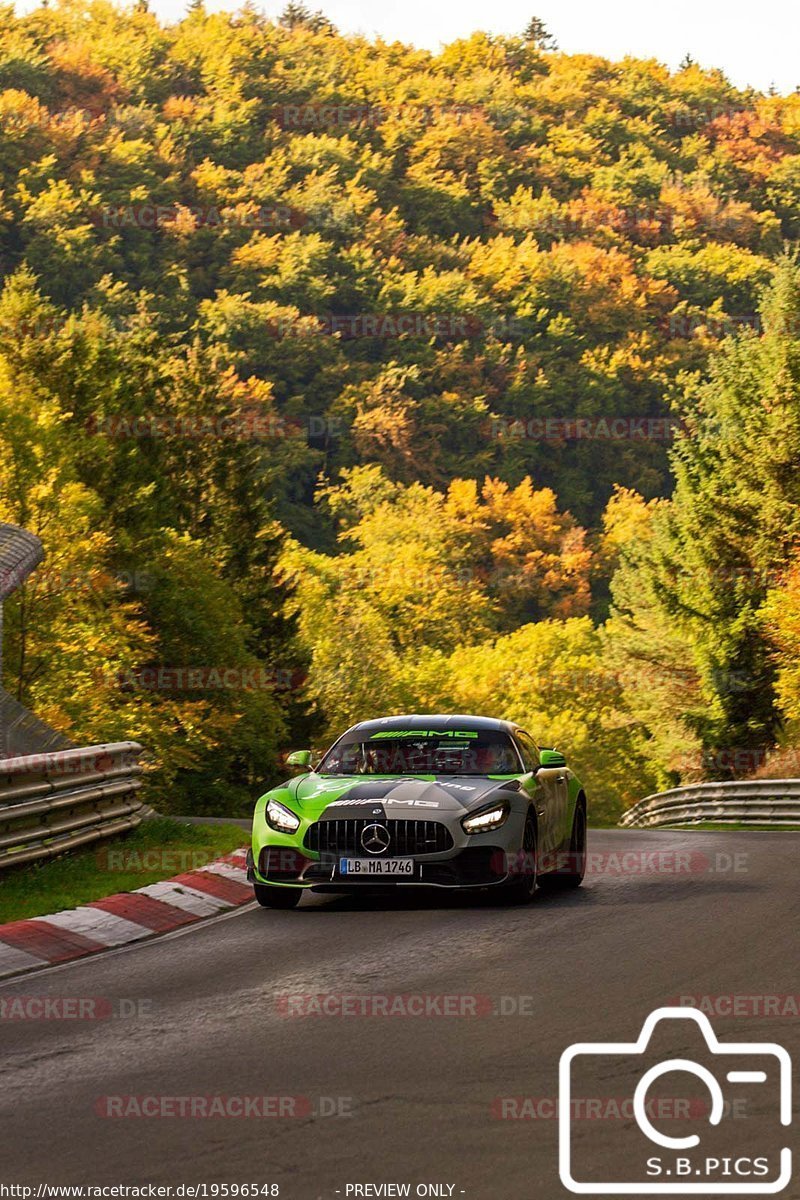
[{"left": 346, "top": 714, "right": 519, "bottom": 736}]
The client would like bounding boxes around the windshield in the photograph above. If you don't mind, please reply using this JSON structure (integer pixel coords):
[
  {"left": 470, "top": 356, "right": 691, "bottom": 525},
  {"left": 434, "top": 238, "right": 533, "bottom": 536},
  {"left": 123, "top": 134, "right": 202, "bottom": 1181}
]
[{"left": 317, "top": 729, "right": 521, "bottom": 777}]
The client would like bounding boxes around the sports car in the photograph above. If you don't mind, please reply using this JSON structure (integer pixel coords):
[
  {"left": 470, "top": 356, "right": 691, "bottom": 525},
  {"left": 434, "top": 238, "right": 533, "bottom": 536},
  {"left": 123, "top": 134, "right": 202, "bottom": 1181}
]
[{"left": 247, "top": 714, "right": 587, "bottom": 908}]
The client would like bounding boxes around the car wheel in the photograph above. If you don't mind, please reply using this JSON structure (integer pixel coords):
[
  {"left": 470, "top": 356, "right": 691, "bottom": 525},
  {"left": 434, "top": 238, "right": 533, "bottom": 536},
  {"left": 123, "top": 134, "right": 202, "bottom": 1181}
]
[
  {"left": 254, "top": 883, "right": 302, "bottom": 909},
  {"left": 500, "top": 812, "right": 538, "bottom": 905},
  {"left": 539, "top": 802, "right": 587, "bottom": 890}
]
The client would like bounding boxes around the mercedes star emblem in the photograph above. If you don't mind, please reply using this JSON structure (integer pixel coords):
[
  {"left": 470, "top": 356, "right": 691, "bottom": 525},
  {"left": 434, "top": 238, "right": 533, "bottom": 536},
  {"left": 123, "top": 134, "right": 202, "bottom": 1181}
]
[{"left": 361, "top": 823, "right": 391, "bottom": 855}]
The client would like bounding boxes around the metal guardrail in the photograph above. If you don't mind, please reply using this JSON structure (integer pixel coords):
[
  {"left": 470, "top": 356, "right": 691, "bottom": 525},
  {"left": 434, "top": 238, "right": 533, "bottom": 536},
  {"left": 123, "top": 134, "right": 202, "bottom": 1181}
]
[
  {"left": 620, "top": 779, "right": 800, "bottom": 828},
  {"left": 0, "top": 522, "right": 44, "bottom": 602},
  {"left": 0, "top": 520, "right": 74, "bottom": 758},
  {"left": 0, "top": 742, "right": 146, "bottom": 869},
  {"left": 0, "top": 520, "right": 146, "bottom": 869},
  {"left": 0, "top": 686, "right": 73, "bottom": 759}
]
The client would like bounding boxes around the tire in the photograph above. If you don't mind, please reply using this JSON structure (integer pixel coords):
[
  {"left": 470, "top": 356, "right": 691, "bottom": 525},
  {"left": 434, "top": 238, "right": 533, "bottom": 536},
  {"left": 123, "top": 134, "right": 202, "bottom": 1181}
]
[
  {"left": 254, "top": 883, "right": 302, "bottom": 909},
  {"left": 539, "top": 802, "right": 587, "bottom": 890},
  {"left": 500, "top": 812, "right": 538, "bottom": 905}
]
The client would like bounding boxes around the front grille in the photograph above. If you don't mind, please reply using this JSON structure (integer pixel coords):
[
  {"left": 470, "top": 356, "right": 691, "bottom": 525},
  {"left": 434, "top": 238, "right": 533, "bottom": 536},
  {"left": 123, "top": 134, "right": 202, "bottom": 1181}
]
[{"left": 305, "top": 819, "right": 453, "bottom": 857}]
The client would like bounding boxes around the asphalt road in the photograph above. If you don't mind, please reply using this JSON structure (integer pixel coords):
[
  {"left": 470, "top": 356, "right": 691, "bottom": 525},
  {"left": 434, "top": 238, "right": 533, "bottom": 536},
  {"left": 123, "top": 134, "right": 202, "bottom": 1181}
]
[{"left": 1, "top": 830, "right": 798, "bottom": 1199}]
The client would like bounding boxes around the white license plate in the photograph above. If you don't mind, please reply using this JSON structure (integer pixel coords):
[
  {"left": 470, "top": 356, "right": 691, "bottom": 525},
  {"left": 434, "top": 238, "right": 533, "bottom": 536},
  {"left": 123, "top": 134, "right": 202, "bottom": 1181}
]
[{"left": 339, "top": 857, "right": 415, "bottom": 876}]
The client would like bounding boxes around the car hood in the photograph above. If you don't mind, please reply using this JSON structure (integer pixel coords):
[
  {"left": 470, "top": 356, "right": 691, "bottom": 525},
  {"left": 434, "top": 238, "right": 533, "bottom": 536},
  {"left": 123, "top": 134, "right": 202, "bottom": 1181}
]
[{"left": 291, "top": 773, "right": 520, "bottom": 818}]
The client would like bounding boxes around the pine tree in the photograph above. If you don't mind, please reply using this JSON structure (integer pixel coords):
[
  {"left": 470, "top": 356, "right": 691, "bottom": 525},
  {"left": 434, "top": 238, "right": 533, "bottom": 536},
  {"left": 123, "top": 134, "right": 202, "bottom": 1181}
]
[
  {"left": 278, "top": 2, "right": 335, "bottom": 33},
  {"left": 609, "top": 259, "right": 800, "bottom": 777},
  {"left": 522, "top": 16, "right": 557, "bottom": 51}
]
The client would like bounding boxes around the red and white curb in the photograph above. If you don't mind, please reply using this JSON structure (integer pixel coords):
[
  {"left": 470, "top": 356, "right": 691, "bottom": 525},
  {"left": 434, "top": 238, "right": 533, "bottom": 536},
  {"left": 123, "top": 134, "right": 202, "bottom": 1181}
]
[{"left": 0, "top": 848, "right": 251, "bottom": 980}]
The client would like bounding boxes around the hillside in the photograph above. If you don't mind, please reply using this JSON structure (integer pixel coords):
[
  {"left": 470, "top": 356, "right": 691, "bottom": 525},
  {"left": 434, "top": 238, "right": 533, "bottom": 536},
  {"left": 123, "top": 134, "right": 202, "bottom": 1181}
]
[{"left": 2, "top": 2, "right": 800, "bottom": 819}]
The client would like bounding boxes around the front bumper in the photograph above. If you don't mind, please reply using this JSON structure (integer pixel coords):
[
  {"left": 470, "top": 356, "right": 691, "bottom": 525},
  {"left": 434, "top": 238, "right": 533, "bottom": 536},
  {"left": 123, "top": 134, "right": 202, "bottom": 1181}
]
[
  {"left": 250, "top": 802, "right": 528, "bottom": 891},
  {"left": 249, "top": 844, "right": 514, "bottom": 890}
]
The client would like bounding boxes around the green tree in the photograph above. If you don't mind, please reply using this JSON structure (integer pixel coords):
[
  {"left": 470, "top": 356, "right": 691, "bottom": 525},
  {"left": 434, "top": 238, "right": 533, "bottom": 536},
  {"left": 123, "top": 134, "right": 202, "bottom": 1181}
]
[
  {"left": 441, "top": 617, "right": 657, "bottom": 822},
  {"left": 522, "top": 17, "right": 557, "bottom": 51},
  {"left": 278, "top": 2, "right": 335, "bottom": 34},
  {"left": 608, "top": 259, "right": 800, "bottom": 780}
]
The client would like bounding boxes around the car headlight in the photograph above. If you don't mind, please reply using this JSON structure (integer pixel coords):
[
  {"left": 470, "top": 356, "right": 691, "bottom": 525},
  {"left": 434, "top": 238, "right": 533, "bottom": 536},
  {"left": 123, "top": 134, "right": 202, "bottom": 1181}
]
[
  {"left": 461, "top": 802, "right": 510, "bottom": 834},
  {"left": 265, "top": 798, "right": 301, "bottom": 833}
]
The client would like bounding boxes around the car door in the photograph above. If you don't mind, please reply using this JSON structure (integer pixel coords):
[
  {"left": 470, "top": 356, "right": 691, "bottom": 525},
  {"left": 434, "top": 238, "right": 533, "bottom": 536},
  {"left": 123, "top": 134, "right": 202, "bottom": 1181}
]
[
  {"left": 553, "top": 766, "right": 570, "bottom": 849},
  {"left": 514, "top": 729, "right": 559, "bottom": 855},
  {"left": 536, "top": 743, "right": 570, "bottom": 849}
]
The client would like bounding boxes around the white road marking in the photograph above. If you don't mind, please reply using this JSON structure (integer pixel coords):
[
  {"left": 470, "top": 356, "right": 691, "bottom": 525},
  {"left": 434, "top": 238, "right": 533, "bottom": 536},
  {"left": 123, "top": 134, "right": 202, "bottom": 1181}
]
[
  {"left": 198, "top": 861, "right": 249, "bottom": 882},
  {"left": 31, "top": 908, "right": 150, "bottom": 946},
  {"left": 0, "top": 901, "right": 258, "bottom": 987},
  {"left": 140, "top": 881, "right": 229, "bottom": 916}
]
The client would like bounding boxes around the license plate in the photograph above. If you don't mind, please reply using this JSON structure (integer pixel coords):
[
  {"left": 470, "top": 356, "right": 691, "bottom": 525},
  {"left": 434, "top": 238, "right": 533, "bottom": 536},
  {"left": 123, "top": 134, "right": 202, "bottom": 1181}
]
[{"left": 338, "top": 857, "right": 416, "bottom": 876}]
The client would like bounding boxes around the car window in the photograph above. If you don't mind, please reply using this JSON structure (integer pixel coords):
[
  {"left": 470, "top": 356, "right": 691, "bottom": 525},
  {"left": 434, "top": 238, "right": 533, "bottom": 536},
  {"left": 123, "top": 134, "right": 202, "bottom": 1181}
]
[
  {"left": 318, "top": 729, "right": 522, "bottom": 776},
  {"left": 515, "top": 730, "right": 540, "bottom": 772}
]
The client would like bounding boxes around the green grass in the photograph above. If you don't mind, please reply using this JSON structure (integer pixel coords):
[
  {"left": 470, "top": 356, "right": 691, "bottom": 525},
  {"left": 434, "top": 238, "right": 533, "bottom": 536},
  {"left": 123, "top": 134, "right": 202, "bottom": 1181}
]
[{"left": 0, "top": 817, "right": 248, "bottom": 924}]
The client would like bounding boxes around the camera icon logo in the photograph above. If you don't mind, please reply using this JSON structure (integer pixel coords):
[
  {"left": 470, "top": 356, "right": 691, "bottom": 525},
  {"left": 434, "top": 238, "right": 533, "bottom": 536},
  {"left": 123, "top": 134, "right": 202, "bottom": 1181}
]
[{"left": 559, "top": 1007, "right": 792, "bottom": 1194}]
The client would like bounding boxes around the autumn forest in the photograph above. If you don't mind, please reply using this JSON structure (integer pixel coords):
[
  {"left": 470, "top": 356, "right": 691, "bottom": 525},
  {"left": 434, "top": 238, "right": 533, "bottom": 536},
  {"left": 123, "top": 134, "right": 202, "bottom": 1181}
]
[{"left": 2, "top": 1, "right": 800, "bottom": 820}]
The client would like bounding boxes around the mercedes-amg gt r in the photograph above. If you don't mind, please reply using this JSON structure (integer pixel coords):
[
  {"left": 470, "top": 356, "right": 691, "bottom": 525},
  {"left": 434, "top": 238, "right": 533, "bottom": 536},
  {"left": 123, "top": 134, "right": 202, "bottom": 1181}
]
[{"left": 247, "top": 714, "right": 587, "bottom": 908}]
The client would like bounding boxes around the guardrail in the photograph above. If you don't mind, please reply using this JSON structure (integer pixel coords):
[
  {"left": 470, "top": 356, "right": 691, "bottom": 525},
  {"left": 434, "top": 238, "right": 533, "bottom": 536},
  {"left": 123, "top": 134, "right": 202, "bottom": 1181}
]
[
  {"left": 0, "top": 742, "right": 146, "bottom": 870},
  {"left": 620, "top": 779, "right": 800, "bottom": 828},
  {"left": 0, "top": 521, "right": 44, "bottom": 602},
  {"left": 0, "top": 520, "right": 147, "bottom": 870},
  {"left": 0, "top": 520, "right": 74, "bottom": 758},
  {"left": 0, "top": 686, "right": 73, "bottom": 758}
]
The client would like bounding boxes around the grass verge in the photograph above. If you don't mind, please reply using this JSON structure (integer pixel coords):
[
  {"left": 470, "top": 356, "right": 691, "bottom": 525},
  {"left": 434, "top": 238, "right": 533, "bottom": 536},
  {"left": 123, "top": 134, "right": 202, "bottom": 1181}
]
[{"left": 0, "top": 817, "right": 247, "bottom": 925}]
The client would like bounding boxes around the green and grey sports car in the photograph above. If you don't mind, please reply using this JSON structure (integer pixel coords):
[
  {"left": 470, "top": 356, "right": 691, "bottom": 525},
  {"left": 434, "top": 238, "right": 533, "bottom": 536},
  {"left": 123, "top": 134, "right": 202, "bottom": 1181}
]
[{"left": 247, "top": 714, "right": 587, "bottom": 908}]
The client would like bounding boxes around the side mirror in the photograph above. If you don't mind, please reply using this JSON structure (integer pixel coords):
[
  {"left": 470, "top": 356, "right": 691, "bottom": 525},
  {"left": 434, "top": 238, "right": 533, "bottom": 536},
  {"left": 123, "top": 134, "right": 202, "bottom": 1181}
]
[
  {"left": 539, "top": 748, "right": 566, "bottom": 769},
  {"left": 287, "top": 749, "right": 313, "bottom": 772}
]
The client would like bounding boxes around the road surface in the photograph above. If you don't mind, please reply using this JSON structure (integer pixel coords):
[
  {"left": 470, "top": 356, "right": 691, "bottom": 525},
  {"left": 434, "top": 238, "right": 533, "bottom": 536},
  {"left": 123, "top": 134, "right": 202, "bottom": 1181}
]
[{"left": 1, "top": 830, "right": 797, "bottom": 1198}]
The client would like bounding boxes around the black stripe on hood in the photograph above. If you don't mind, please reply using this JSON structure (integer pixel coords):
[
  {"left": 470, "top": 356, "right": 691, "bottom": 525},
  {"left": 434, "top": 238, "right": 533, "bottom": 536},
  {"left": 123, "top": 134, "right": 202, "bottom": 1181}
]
[{"left": 318, "top": 776, "right": 513, "bottom": 818}]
